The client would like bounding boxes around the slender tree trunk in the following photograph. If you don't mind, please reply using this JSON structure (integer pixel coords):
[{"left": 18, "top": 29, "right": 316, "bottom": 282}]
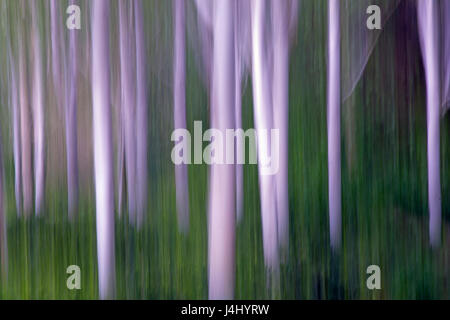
[
  {"left": 32, "top": 6, "right": 45, "bottom": 216},
  {"left": 417, "top": 0, "right": 442, "bottom": 247},
  {"left": 173, "top": 0, "right": 190, "bottom": 233},
  {"left": 208, "top": 0, "right": 236, "bottom": 300},
  {"left": 134, "top": 0, "right": 148, "bottom": 228},
  {"left": 119, "top": 0, "right": 137, "bottom": 223},
  {"left": 443, "top": 0, "right": 450, "bottom": 114},
  {"left": 19, "top": 37, "right": 33, "bottom": 216},
  {"left": 115, "top": 55, "right": 126, "bottom": 219},
  {"left": 251, "top": 0, "right": 279, "bottom": 273},
  {"left": 272, "top": 0, "right": 290, "bottom": 255},
  {"left": 66, "top": 0, "right": 79, "bottom": 220},
  {"left": 92, "top": 0, "right": 116, "bottom": 299},
  {"left": 115, "top": 45, "right": 124, "bottom": 218},
  {"left": 327, "top": 0, "right": 341, "bottom": 250},
  {"left": 195, "top": 0, "right": 213, "bottom": 92}
]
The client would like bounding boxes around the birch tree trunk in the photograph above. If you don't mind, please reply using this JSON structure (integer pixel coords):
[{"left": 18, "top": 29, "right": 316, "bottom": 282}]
[
  {"left": 417, "top": 0, "right": 442, "bottom": 247},
  {"left": 66, "top": 0, "right": 79, "bottom": 220},
  {"left": 251, "top": 0, "right": 279, "bottom": 272},
  {"left": 92, "top": 0, "right": 116, "bottom": 299},
  {"left": 208, "top": 0, "right": 236, "bottom": 300},
  {"left": 327, "top": 0, "right": 341, "bottom": 250},
  {"left": 32, "top": 5, "right": 45, "bottom": 216},
  {"left": 119, "top": 0, "right": 137, "bottom": 223},
  {"left": 19, "top": 36, "right": 33, "bottom": 216}
]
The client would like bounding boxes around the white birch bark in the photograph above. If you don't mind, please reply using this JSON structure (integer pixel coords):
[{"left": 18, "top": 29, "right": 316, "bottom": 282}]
[
  {"left": 327, "top": 0, "right": 341, "bottom": 251},
  {"left": 208, "top": 0, "right": 236, "bottom": 300},
  {"left": 417, "top": 0, "right": 442, "bottom": 247},
  {"left": 92, "top": 0, "right": 116, "bottom": 299},
  {"left": 251, "top": 0, "right": 279, "bottom": 271}
]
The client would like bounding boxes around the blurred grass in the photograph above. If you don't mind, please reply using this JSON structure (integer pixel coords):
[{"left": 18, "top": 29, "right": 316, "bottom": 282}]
[{"left": 0, "top": 0, "right": 449, "bottom": 299}]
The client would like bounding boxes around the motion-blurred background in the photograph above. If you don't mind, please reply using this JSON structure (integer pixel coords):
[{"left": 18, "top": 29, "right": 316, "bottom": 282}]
[{"left": 0, "top": 0, "right": 448, "bottom": 299}]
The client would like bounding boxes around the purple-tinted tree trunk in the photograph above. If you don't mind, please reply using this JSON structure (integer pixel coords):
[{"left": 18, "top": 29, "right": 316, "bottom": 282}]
[
  {"left": 19, "top": 37, "right": 33, "bottom": 216},
  {"left": 234, "top": 0, "right": 250, "bottom": 223},
  {"left": 443, "top": 0, "right": 450, "bottom": 113},
  {"left": 92, "top": 0, "right": 116, "bottom": 299},
  {"left": 119, "top": 0, "right": 137, "bottom": 223},
  {"left": 272, "top": 0, "right": 290, "bottom": 254},
  {"left": 173, "top": 0, "right": 190, "bottom": 233},
  {"left": 327, "top": 0, "right": 341, "bottom": 250},
  {"left": 194, "top": 0, "right": 213, "bottom": 92},
  {"left": 32, "top": 6, "right": 45, "bottom": 216},
  {"left": 208, "top": 0, "right": 236, "bottom": 300},
  {"left": 195, "top": 0, "right": 213, "bottom": 31},
  {"left": 251, "top": 0, "right": 279, "bottom": 273},
  {"left": 134, "top": 0, "right": 148, "bottom": 228},
  {"left": 66, "top": 0, "right": 80, "bottom": 220},
  {"left": 417, "top": 0, "right": 442, "bottom": 247}
]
